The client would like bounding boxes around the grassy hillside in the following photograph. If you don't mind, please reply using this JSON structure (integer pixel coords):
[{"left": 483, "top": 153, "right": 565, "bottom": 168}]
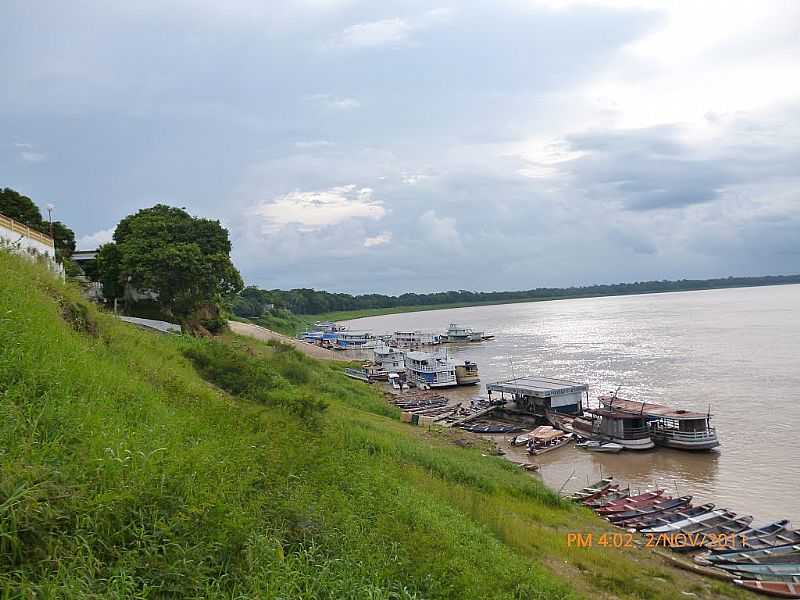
[{"left": 0, "top": 252, "right": 747, "bottom": 599}]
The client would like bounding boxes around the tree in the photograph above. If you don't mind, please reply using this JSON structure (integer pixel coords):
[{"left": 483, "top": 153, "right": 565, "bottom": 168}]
[
  {"left": 0, "top": 187, "right": 75, "bottom": 260},
  {"left": 98, "top": 205, "right": 243, "bottom": 327}
]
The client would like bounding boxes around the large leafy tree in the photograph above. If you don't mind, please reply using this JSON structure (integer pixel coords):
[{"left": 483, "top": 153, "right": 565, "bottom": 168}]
[{"left": 99, "top": 205, "right": 243, "bottom": 323}]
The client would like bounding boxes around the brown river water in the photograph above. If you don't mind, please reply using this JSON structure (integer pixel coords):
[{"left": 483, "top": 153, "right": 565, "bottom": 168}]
[{"left": 346, "top": 285, "right": 800, "bottom": 526}]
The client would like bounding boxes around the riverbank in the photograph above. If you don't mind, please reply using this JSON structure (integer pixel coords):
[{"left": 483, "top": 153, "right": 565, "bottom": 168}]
[{"left": 0, "top": 252, "right": 749, "bottom": 599}]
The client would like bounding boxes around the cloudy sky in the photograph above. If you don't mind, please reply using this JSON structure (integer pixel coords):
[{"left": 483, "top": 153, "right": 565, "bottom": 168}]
[{"left": 2, "top": 0, "right": 798, "bottom": 293}]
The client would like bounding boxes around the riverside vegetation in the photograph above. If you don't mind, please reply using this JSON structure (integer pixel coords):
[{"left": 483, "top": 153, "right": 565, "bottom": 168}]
[{"left": 0, "top": 252, "right": 748, "bottom": 599}]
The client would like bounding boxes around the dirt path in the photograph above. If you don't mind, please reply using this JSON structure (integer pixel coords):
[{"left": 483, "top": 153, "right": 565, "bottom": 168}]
[{"left": 228, "top": 321, "right": 342, "bottom": 361}]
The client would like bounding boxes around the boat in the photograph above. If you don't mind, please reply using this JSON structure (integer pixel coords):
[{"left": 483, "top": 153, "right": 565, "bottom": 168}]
[
  {"left": 700, "top": 543, "right": 800, "bottom": 566},
  {"left": 344, "top": 368, "right": 371, "bottom": 382},
  {"left": 583, "top": 487, "right": 629, "bottom": 508},
  {"left": 455, "top": 360, "right": 480, "bottom": 385},
  {"left": 710, "top": 523, "right": 800, "bottom": 552},
  {"left": 576, "top": 440, "right": 624, "bottom": 453},
  {"left": 598, "top": 394, "right": 720, "bottom": 450},
  {"left": 642, "top": 509, "right": 735, "bottom": 534},
  {"left": 608, "top": 496, "right": 693, "bottom": 524},
  {"left": 573, "top": 406, "right": 654, "bottom": 450},
  {"left": 527, "top": 428, "right": 573, "bottom": 455},
  {"left": 404, "top": 350, "right": 458, "bottom": 388},
  {"left": 595, "top": 491, "right": 667, "bottom": 515},
  {"left": 391, "top": 330, "right": 441, "bottom": 348},
  {"left": 443, "top": 323, "right": 484, "bottom": 343},
  {"left": 623, "top": 503, "right": 716, "bottom": 531},
  {"left": 703, "top": 520, "right": 792, "bottom": 553},
  {"left": 669, "top": 515, "right": 754, "bottom": 552},
  {"left": 569, "top": 478, "right": 614, "bottom": 502},
  {"left": 388, "top": 373, "right": 401, "bottom": 390},
  {"left": 719, "top": 563, "right": 800, "bottom": 577},
  {"left": 733, "top": 580, "right": 800, "bottom": 599},
  {"left": 335, "top": 330, "right": 378, "bottom": 349},
  {"left": 373, "top": 344, "right": 406, "bottom": 374}
]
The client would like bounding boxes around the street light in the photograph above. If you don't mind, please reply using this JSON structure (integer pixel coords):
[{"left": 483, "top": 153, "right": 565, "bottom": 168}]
[{"left": 46, "top": 203, "right": 54, "bottom": 238}]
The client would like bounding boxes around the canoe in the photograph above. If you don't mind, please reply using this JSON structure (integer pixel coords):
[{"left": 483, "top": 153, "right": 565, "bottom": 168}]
[
  {"left": 624, "top": 503, "right": 716, "bottom": 531},
  {"left": 643, "top": 509, "right": 733, "bottom": 534},
  {"left": 583, "top": 487, "right": 629, "bottom": 508},
  {"left": 706, "top": 520, "right": 791, "bottom": 552},
  {"left": 713, "top": 524, "right": 800, "bottom": 552},
  {"left": 596, "top": 490, "right": 666, "bottom": 515},
  {"left": 608, "top": 496, "right": 693, "bottom": 524},
  {"left": 718, "top": 563, "right": 800, "bottom": 576},
  {"left": 569, "top": 478, "right": 614, "bottom": 502},
  {"left": 670, "top": 515, "right": 754, "bottom": 553},
  {"left": 733, "top": 580, "right": 800, "bottom": 599},
  {"left": 700, "top": 543, "right": 800, "bottom": 566}
]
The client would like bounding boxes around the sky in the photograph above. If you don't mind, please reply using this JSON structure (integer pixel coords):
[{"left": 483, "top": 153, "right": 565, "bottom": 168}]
[{"left": 1, "top": 0, "right": 798, "bottom": 294}]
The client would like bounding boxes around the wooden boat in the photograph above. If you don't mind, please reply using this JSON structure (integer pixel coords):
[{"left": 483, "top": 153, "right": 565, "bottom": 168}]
[
  {"left": 596, "top": 490, "right": 667, "bottom": 515},
  {"left": 608, "top": 496, "right": 692, "bottom": 524},
  {"left": 583, "top": 487, "right": 628, "bottom": 508},
  {"left": 733, "top": 580, "right": 800, "bottom": 599},
  {"left": 642, "top": 509, "right": 734, "bottom": 534},
  {"left": 700, "top": 543, "right": 800, "bottom": 566},
  {"left": 623, "top": 503, "right": 716, "bottom": 531},
  {"left": 568, "top": 478, "right": 614, "bottom": 502},
  {"left": 711, "top": 523, "right": 800, "bottom": 552},
  {"left": 717, "top": 563, "right": 800, "bottom": 577},
  {"left": 706, "top": 520, "right": 791, "bottom": 552},
  {"left": 670, "top": 515, "right": 754, "bottom": 553},
  {"left": 528, "top": 430, "right": 573, "bottom": 455}
]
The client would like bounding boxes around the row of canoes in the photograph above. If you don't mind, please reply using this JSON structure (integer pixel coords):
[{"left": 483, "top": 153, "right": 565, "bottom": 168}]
[{"left": 568, "top": 478, "right": 800, "bottom": 598}]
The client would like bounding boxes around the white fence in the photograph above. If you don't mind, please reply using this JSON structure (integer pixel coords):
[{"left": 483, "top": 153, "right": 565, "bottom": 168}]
[{"left": 0, "top": 213, "right": 64, "bottom": 277}]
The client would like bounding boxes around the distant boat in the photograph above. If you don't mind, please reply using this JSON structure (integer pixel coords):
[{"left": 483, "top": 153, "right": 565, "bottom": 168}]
[
  {"left": 443, "top": 323, "right": 485, "bottom": 343},
  {"left": 455, "top": 360, "right": 481, "bottom": 385}
]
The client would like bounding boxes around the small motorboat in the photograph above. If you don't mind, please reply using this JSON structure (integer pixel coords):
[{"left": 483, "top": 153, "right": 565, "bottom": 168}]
[
  {"left": 577, "top": 440, "right": 623, "bottom": 453},
  {"left": 527, "top": 428, "right": 573, "bottom": 455},
  {"left": 583, "top": 486, "right": 629, "bottom": 508},
  {"left": 733, "top": 580, "right": 800, "bottom": 599},
  {"left": 608, "top": 496, "right": 693, "bottom": 524},
  {"left": 626, "top": 503, "right": 715, "bottom": 531},
  {"left": 569, "top": 478, "right": 614, "bottom": 502}
]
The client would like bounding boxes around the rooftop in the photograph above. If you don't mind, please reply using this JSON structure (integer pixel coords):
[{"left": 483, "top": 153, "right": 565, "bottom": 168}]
[
  {"left": 487, "top": 376, "right": 588, "bottom": 397},
  {"left": 598, "top": 395, "right": 709, "bottom": 420}
]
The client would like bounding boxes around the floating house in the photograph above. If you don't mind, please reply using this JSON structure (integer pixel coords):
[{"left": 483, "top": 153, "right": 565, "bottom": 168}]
[
  {"left": 598, "top": 396, "right": 720, "bottom": 450},
  {"left": 373, "top": 343, "right": 406, "bottom": 374},
  {"left": 391, "top": 330, "right": 441, "bottom": 348},
  {"left": 572, "top": 407, "right": 655, "bottom": 450},
  {"left": 486, "top": 376, "right": 588, "bottom": 417},
  {"left": 405, "top": 350, "right": 457, "bottom": 388}
]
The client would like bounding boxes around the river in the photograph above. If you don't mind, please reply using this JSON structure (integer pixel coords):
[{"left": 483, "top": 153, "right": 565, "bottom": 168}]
[{"left": 347, "top": 284, "right": 800, "bottom": 526}]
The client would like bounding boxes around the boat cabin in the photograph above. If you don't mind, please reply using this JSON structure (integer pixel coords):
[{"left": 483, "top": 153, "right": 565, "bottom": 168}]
[
  {"left": 573, "top": 407, "right": 655, "bottom": 450},
  {"left": 486, "top": 376, "right": 588, "bottom": 417},
  {"left": 405, "top": 351, "right": 457, "bottom": 388}
]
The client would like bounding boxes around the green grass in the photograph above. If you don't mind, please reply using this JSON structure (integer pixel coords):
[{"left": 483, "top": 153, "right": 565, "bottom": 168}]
[{"left": 0, "top": 251, "right": 749, "bottom": 599}]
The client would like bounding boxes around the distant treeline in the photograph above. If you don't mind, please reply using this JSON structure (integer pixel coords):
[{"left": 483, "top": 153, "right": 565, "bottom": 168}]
[{"left": 231, "top": 274, "right": 800, "bottom": 317}]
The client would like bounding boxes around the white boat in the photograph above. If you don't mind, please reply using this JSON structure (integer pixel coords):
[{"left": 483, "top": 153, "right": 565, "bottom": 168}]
[
  {"left": 391, "top": 330, "right": 440, "bottom": 348},
  {"left": 572, "top": 406, "right": 655, "bottom": 450},
  {"left": 599, "top": 395, "right": 720, "bottom": 451},
  {"left": 443, "top": 323, "right": 484, "bottom": 343},
  {"left": 373, "top": 343, "right": 405, "bottom": 374},
  {"left": 404, "top": 350, "right": 458, "bottom": 388},
  {"left": 641, "top": 509, "right": 728, "bottom": 534},
  {"left": 335, "top": 330, "right": 377, "bottom": 349},
  {"left": 577, "top": 440, "right": 624, "bottom": 453}
]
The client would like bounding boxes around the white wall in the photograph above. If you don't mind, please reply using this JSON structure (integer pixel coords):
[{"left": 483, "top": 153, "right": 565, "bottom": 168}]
[{"left": 0, "top": 219, "right": 64, "bottom": 277}]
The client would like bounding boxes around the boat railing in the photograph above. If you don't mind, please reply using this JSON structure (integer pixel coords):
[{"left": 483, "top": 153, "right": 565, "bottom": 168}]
[
  {"left": 650, "top": 424, "right": 718, "bottom": 441},
  {"left": 621, "top": 425, "right": 652, "bottom": 439},
  {"left": 407, "top": 363, "right": 454, "bottom": 373}
]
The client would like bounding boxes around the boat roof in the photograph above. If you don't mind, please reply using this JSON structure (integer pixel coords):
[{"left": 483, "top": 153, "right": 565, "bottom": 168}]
[
  {"left": 405, "top": 351, "right": 448, "bottom": 360},
  {"left": 487, "top": 375, "right": 588, "bottom": 397},
  {"left": 598, "top": 396, "right": 709, "bottom": 419},
  {"left": 584, "top": 407, "right": 648, "bottom": 420}
]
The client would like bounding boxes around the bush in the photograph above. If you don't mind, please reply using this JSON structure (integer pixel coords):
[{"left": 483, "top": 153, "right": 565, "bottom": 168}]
[{"left": 183, "top": 341, "right": 327, "bottom": 422}]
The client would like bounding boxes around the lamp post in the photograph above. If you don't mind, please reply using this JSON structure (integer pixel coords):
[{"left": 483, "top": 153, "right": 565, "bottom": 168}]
[{"left": 46, "top": 203, "right": 54, "bottom": 239}]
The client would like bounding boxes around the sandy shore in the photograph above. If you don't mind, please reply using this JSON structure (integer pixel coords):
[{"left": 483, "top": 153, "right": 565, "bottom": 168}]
[{"left": 229, "top": 321, "right": 342, "bottom": 360}]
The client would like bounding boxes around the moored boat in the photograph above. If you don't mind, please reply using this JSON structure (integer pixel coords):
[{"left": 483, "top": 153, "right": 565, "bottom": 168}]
[
  {"left": 404, "top": 350, "right": 458, "bottom": 388},
  {"left": 595, "top": 490, "right": 665, "bottom": 515},
  {"left": 642, "top": 508, "right": 734, "bottom": 534},
  {"left": 583, "top": 487, "right": 629, "bottom": 508},
  {"left": 527, "top": 428, "right": 572, "bottom": 455},
  {"left": 719, "top": 563, "right": 800, "bottom": 576},
  {"left": 669, "top": 514, "right": 754, "bottom": 552},
  {"left": 624, "top": 503, "right": 716, "bottom": 531},
  {"left": 455, "top": 360, "right": 480, "bottom": 385},
  {"left": 700, "top": 543, "right": 800, "bottom": 566},
  {"left": 608, "top": 496, "right": 693, "bottom": 524},
  {"left": 733, "top": 580, "right": 800, "bottom": 599},
  {"left": 573, "top": 406, "right": 654, "bottom": 450},
  {"left": 576, "top": 440, "right": 624, "bottom": 453},
  {"left": 711, "top": 523, "right": 800, "bottom": 552},
  {"left": 599, "top": 395, "right": 720, "bottom": 450},
  {"left": 568, "top": 478, "right": 614, "bottom": 502}
]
